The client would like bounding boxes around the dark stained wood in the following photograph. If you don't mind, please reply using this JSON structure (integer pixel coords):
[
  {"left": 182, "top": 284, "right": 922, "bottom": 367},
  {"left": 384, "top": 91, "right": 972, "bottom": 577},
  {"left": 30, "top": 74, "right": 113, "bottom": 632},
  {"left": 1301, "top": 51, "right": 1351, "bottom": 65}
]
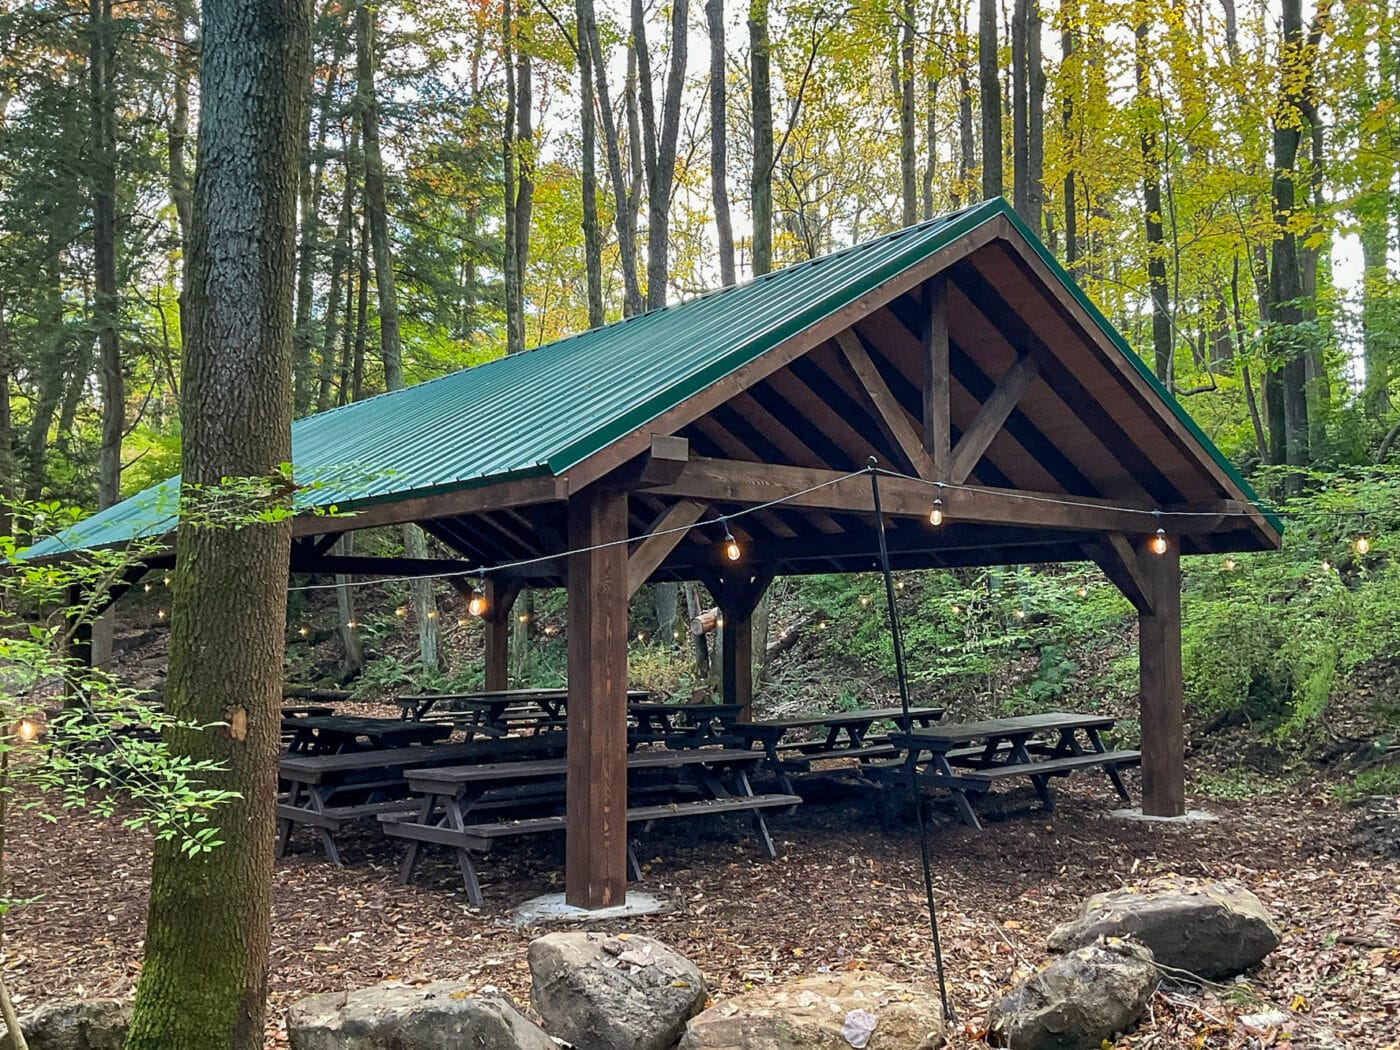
[
  {"left": 481, "top": 579, "right": 519, "bottom": 692},
  {"left": 565, "top": 485, "right": 630, "bottom": 908},
  {"left": 717, "top": 569, "right": 774, "bottom": 721},
  {"left": 948, "top": 351, "right": 1040, "bottom": 484},
  {"left": 921, "top": 278, "right": 951, "bottom": 478},
  {"left": 628, "top": 500, "right": 707, "bottom": 596},
  {"left": 835, "top": 331, "right": 935, "bottom": 479},
  {"left": 293, "top": 473, "right": 564, "bottom": 537},
  {"left": 286, "top": 553, "right": 476, "bottom": 577},
  {"left": 1138, "top": 539, "right": 1185, "bottom": 816},
  {"left": 1087, "top": 532, "right": 1155, "bottom": 615}
]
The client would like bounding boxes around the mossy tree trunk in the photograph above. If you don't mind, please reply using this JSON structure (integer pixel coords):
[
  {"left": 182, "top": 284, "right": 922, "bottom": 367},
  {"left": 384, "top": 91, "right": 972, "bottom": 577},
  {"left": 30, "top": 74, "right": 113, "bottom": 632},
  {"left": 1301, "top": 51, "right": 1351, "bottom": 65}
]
[{"left": 124, "top": 1, "right": 311, "bottom": 1046}]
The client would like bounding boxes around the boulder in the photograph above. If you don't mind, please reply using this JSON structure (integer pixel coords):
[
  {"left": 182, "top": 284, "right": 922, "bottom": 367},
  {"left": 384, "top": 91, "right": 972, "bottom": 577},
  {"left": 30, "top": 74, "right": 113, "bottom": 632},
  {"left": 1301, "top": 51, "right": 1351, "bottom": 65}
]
[
  {"left": 287, "top": 980, "right": 554, "bottom": 1050},
  {"left": 987, "top": 940, "right": 1158, "bottom": 1050},
  {"left": 0, "top": 998, "right": 130, "bottom": 1050},
  {"left": 678, "top": 972, "right": 944, "bottom": 1050},
  {"left": 529, "top": 931, "right": 706, "bottom": 1050},
  {"left": 1047, "top": 877, "right": 1280, "bottom": 980}
]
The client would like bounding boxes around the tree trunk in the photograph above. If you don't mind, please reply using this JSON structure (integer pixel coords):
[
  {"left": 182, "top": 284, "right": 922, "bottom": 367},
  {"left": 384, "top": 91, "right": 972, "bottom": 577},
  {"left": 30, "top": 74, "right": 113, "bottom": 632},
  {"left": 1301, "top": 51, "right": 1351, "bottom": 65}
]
[
  {"left": 898, "top": 0, "right": 917, "bottom": 227},
  {"left": 978, "top": 0, "right": 1002, "bottom": 200},
  {"left": 315, "top": 120, "right": 360, "bottom": 412},
  {"left": 333, "top": 534, "right": 363, "bottom": 678},
  {"left": 1134, "top": 16, "right": 1172, "bottom": 384},
  {"left": 636, "top": 0, "right": 688, "bottom": 311},
  {"left": 124, "top": 0, "right": 310, "bottom": 1044},
  {"left": 1026, "top": 0, "right": 1044, "bottom": 234},
  {"left": 0, "top": 292, "right": 13, "bottom": 540},
  {"left": 1061, "top": 4, "right": 1076, "bottom": 269},
  {"left": 749, "top": 0, "right": 773, "bottom": 275},
  {"left": 706, "top": 0, "right": 736, "bottom": 286},
  {"left": 1011, "top": 0, "right": 1028, "bottom": 217},
  {"left": 1360, "top": 211, "right": 1390, "bottom": 417},
  {"left": 513, "top": 9, "right": 534, "bottom": 335},
  {"left": 168, "top": 0, "right": 194, "bottom": 348},
  {"left": 575, "top": 0, "right": 605, "bottom": 326},
  {"left": 356, "top": 0, "right": 440, "bottom": 668}
]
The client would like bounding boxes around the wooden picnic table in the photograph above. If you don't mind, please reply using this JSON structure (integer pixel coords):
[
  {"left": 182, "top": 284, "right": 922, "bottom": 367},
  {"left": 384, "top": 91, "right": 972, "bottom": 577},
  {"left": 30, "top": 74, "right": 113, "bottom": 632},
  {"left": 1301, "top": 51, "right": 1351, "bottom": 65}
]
[
  {"left": 381, "top": 747, "right": 800, "bottom": 905},
  {"left": 277, "top": 732, "right": 568, "bottom": 863},
  {"left": 399, "top": 688, "right": 652, "bottom": 737},
  {"left": 282, "top": 705, "right": 335, "bottom": 718},
  {"left": 879, "top": 712, "right": 1140, "bottom": 829},
  {"left": 627, "top": 702, "right": 744, "bottom": 749},
  {"left": 736, "top": 706, "right": 944, "bottom": 791},
  {"left": 282, "top": 715, "right": 452, "bottom": 755}
]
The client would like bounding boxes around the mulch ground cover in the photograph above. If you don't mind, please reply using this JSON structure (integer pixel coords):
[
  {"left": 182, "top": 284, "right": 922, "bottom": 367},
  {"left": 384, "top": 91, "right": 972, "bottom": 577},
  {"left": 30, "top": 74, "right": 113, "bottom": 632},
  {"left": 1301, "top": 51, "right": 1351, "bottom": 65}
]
[{"left": 4, "top": 767, "right": 1396, "bottom": 1048}]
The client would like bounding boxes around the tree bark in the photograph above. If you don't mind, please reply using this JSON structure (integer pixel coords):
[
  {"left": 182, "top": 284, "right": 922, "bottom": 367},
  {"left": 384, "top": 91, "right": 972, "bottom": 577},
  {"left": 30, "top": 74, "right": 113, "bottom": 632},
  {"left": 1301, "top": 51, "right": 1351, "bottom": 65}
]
[
  {"left": 513, "top": 10, "right": 534, "bottom": 331},
  {"left": 124, "top": 0, "right": 310, "bottom": 1044},
  {"left": 898, "top": 0, "right": 917, "bottom": 227},
  {"left": 978, "top": 0, "right": 1002, "bottom": 200},
  {"left": 575, "top": 0, "right": 604, "bottom": 326},
  {"left": 635, "top": 0, "right": 688, "bottom": 311},
  {"left": 1061, "top": 3, "right": 1077, "bottom": 269},
  {"left": 749, "top": 0, "right": 773, "bottom": 275},
  {"left": 1026, "top": 0, "right": 1044, "bottom": 234},
  {"left": 1135, "top": 14, "right": 1172, "bottom": 384},
  {"left": 356, "top": 0, "right": 440, "bottom": 668},
  {"left": 1011, "top": 0, "right": 1028, "bottom": 217},
  {"left": 168, "top": 0, "right": 195, "bottom": 348},
  {"left": 315, "top": 119, "right": 360, "bottom": 412},
  {"left": 706, "top": 0, "right": 736, "bottom": 286}
]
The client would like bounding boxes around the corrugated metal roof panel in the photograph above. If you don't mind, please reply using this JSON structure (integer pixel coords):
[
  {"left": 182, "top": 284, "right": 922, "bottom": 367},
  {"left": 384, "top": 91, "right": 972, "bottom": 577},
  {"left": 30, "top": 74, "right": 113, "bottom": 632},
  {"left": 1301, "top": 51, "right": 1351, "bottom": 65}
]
[{"left": 23, "top": 198, "right": 1275, "bottom": 559}]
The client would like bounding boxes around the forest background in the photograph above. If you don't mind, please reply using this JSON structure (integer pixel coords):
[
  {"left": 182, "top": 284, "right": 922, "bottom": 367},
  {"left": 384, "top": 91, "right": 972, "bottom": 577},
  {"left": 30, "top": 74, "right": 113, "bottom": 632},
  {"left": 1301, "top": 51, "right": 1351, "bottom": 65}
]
[{"left": 1, "top": 0, "right": 1398, "bottom": 796}]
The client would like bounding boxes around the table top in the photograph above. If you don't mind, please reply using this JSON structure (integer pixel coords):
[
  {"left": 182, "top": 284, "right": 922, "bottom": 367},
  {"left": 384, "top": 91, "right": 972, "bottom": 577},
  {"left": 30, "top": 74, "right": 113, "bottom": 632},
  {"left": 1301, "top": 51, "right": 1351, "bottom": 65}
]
[
  {"left": 899, "top": 712, "right": 1115, "bottom": 746},
  {"left": 282, "top": 715, "right": 450, "bottom": 739},
  {"left": 407, "top": 746, "right": 762, "bottom": 790},
  {"left": 280, "top": 733, "right": 568, "bottom": 781},
  {"left": 737, "top": 706, "right": 944, "bottom": 733},
  {"left": 629, "top": 702, "right": 744, "bottom": 717}
]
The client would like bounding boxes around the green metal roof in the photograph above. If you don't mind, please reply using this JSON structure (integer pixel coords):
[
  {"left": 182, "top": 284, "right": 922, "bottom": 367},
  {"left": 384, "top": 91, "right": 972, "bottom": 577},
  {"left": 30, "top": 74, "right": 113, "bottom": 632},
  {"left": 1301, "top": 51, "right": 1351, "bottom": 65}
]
[{"left": 23, "top": 198, "right": 1275, "bottom": 559}]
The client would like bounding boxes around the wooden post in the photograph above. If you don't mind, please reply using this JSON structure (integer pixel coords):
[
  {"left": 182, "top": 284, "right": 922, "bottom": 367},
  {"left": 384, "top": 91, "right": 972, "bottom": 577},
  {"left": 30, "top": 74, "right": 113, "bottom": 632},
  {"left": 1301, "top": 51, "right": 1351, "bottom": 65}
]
[
  {"left": 482, "top": 579, "right": 515, "bottom": 692},
  {"left": 1138, "top": 540, "right": 1185, "bottom": 816},
  {"left": 565, "top": 486, "right": 630, "bottom": 909},
  {"left": 720, "top": 602, "right": 753, "bottom": 720},
  {"left": 921, "top": 277, "right": 951, "bottom": 479}
]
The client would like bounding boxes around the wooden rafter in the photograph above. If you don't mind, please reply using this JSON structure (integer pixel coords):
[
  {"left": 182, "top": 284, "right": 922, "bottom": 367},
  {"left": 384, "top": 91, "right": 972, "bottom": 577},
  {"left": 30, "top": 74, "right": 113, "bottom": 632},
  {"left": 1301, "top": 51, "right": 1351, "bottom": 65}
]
[
  {"left": 1086, "top": 532, "right": 1154, "bottom": 615},
  {"left": 835, "top": 330, "right": 936, "bottom": 479}
]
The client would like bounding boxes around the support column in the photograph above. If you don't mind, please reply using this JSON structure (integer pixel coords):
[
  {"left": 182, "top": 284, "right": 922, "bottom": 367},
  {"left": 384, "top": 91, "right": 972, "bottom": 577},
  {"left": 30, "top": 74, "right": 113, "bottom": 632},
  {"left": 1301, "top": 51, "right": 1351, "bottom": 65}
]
[
  {"left": 1138, "top": 541, "right": 1184, "bottom": 816},
  {"left": 719, "top": 603, "right": 753, "bottom": 719},
  {"left": 481, "top": 579, "right": 516, "bottom": 692},
  {"left": 565, "top": 486, "right": 630, "bottom": 909}
]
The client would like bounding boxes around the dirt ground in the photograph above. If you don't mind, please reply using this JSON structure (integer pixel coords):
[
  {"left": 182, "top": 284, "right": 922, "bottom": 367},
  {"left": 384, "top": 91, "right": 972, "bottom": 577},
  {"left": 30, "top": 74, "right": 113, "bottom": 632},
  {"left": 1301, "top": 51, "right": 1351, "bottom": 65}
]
[{"left": 4, "top": 767, "right": 1396, "bottom": 1049}]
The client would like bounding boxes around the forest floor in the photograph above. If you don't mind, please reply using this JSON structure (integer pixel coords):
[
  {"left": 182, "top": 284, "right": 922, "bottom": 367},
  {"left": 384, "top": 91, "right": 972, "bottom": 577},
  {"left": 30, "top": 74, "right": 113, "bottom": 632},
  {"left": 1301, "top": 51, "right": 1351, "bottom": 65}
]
[{"left": 4, "top": 763, "right": 1396, "bottom": 1049}]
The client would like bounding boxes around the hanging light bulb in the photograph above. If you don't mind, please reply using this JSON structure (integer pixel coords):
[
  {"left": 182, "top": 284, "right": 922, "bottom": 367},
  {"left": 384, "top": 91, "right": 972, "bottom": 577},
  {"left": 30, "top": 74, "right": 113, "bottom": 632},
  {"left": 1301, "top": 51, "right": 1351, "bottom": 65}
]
[
  {"left": 818, "top": 619, "right": 829, "bottom": 630},
  {"left": 143, "top": 582, "right": 153, "bottom": 593},
  {"left": 426, "top": 609, "right": 439, "bottom": 621},
  {"left": 347, "top": 620, "right": 360, "bottom": 630},
  {"left": 896, "top": 580, "right": 905, "bottom": 592},
  {"left": 298, "top": 625, "right": 310, "bottom": 638},
  {"left": 395, "top": 605, "right": 408, "bottom": 618},
  {"left": 17, "top": 719, "right": 37, "bottom": 742},
  {"left": 1013, "top": 608, "right": 1026, "bottom": 620},
  {"left": 1151, "top": 528, "right": 1168, "bottom": 555},
  {"left": 162, "top": 574, "right": 172, "bottom": 586},
  {"left": 929, "top": 498, "right": 944, "bottom": 527},
  {"left": 950, "top": 604, "right": 961, "bottom": 615},
  {"left": 1355, "top": 535, "right": 1371, "bottom": 555},
  {"left": 859, "top": 595, "right": 871, "bottom": 608},
  {"left": 1223, "top": 558, "right": 1236, "bottom": 571},
  {"left": 636, "top": 631, "right": 647, "bottom": 643},
  {"left": 518, "top": 612, "right": 529, "bottom": 623},
  {"left": 723, "top": 526, "right": 741, "bottom": 562},
  {"left": 156, "top": 608, "right": 167, "bottom": 621},
  {"left": 467, "top": 591, "right": 487, "bottom": 617},
  {"left": 1076, "top": 584, "right": 1088, "bottom": 598}
]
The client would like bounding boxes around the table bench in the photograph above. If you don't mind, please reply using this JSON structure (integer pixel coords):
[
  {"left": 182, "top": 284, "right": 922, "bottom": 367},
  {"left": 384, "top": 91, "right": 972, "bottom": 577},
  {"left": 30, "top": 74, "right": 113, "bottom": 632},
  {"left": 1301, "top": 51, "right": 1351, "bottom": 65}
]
[
  {"left": 877, "top": 713, "right": 1140, "bottom": 829},
  {"left": 283, "top": 715, "right": 453, "bottom": 755},
  {"left": 277, "top": 733, "right": 568, "bottom": 862},
  {"left": 380, "top": 748, "right": 800, "bottom": 905},
  {"left": 737, "top": 706, "right": 944, "bottom": 792}
]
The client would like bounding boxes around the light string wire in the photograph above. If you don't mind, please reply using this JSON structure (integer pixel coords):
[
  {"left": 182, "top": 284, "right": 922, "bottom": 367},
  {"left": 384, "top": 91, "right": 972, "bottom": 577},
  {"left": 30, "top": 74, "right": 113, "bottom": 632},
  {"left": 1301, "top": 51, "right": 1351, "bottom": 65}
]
[{"left": 868, "top": 460, "right": 953, "bottom": 1023}]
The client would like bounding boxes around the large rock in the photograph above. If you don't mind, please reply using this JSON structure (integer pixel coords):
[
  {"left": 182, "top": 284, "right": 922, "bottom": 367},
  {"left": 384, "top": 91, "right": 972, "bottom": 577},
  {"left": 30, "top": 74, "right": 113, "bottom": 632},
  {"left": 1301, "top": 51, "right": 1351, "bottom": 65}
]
[
  {"left": 287, "top": 979, "right": 554, "bottom": 1050},
  {"left": 987, "top": 941, "right": 1158, "bottom": 1050},
  {"left": 1047, "top": 877, "right": 1281, "bottom": 980},
  {"left": 0, "top": 999, "right": 130, "bottom": 1050},
  {"left": 679, "top": 972, "right": 944, "bottom": 1050},
  {"left": 529, "top": 932, "right": 706, "bottom": 1050}
]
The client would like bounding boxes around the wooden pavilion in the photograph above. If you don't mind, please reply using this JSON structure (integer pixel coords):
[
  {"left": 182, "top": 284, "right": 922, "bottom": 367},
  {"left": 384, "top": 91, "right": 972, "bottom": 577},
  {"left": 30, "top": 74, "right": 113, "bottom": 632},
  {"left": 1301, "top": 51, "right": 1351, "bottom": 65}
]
[{"left": 29, "top": 198, "right": 1281, "bottom": 909}]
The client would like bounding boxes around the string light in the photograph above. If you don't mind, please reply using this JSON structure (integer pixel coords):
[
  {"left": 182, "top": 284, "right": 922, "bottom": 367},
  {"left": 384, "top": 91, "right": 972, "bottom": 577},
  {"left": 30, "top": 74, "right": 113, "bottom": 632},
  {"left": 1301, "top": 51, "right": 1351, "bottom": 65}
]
[
  {"left": 395, "top": 605, "right": 408, "bottom": 618},
  {"left": 162, "top": 574, "right": 172, "bottom": 586},
  {"left": 298, "top": 625, "right": 310, "bottom": 638},
  {"left": 156, "top": 608, "right": 167, "bottom": 620},
  {"left": 723, "top": 526, "right": 741, "bottom": 562},
  {"left": 859, "top": 595, "right": 871, "bottom": 607},
  {"left": 1223, "top": 558, "right": 1236, "bottom": 571},
  {"left": 1013, "top": 608, "right": 1026, "bottom": 620},
  {"left": 517, "top": 612, "right": 529, "bottom": 623},
  {"left": 950, "top": 604, "right": 961, "bottom": 615},
  {"left": 1151, "top": 528, "right": 1168, "bottom": 555},
  {"left": 636, "top": 631, "right": 647, "bottom": 643},
  {"left": 17, "top": 719, "right": 37, "bottom": 742},
  {"left": 818, "top": 619, "right": 829, "bottom": 630},
  {"left": 896, "top": 580, "right": 905, "bottom": 592},
  {"left": 347, "top": 620, "right": 360, "bottom": 630},
  {"left": 467, "top": 591, "right": 487, "bottom": 617},
  {"left": 1321, "top": 559, "right": 1331, "bottom": 574},
  {"left": 143, "top": 582, "right": 152, "bottom": 593},
  {"left": 928, "top": 498, "right": 944, "bottom": 527},
  {"left": 1076, "top": 584, "right": 1088, "bottom": 598},
  {"left": 544, "top": 624, "right": 558, "bottom": 636},
  {"left": 426, "top": 609, "right": 439, "bottom": 621},
  {"left": 1354, "top": 535, "right": 1371, "bottom": 555}
]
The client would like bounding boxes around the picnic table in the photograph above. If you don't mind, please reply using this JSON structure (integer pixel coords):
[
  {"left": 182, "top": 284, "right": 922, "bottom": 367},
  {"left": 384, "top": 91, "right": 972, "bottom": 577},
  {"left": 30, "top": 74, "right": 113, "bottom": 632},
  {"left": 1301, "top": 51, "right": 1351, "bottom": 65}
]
[
  {"left": 878, "top": 712, "right": 1140, "bottom": 829},
  {"left": 399, "top": 688, "right": 652, "bottom": 738},
  {"left": 737, "top": 706, "right": 945, "bottom": 791},
  {"left": 277, "top": 732, "right": 567, "bottom": 862},
  {"left": 282, "top": 705, "right": 335, "bottom": 718},
  {"left": 282, "top": 715, "right": 452, "bottom": 755},
  {"left": 627, "top": 702, "right": 744, "bottom": 749},
  {"left": 380, "top": 748, "right": 800, "bottom": 905}
]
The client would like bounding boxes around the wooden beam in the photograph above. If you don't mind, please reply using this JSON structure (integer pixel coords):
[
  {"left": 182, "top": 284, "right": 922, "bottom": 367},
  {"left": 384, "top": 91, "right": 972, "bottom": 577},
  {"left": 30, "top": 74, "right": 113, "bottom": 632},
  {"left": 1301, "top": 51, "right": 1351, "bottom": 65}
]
[
  {"left": 717, "top": 569, "right": 775, "bottom": 721},
  {"left": 291, "top": 473, "right": 566, "bottom": 537},
  {"left": 1087, "top": 532, "right": 1155, "bottom": 615},
  {"left": 835, "top": 331, "right": 936, "bottom": 479},
  {"left": 481, "top": 579, "right": 521, "bottom": 692},
  {"left": 947, "top": 352, "right": 1039, "bottom": 484},
  {"left": 565, "top": 486, "right": 630, "bottom": 909},
  {"left": 921, "top": 278, "right": 951, "bottom": 478},
  {"left": 1138, "top": 539, "right": 1185, "bottom": 816},
  {"left": 287, "top": 553, "right": 476, "bottom": 578},
  {"left": 627, "top": 500, "right": 707, "bottom": 596},
  {"left": 646, "top": 456, "right": 1247, "bottom": 536}
]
